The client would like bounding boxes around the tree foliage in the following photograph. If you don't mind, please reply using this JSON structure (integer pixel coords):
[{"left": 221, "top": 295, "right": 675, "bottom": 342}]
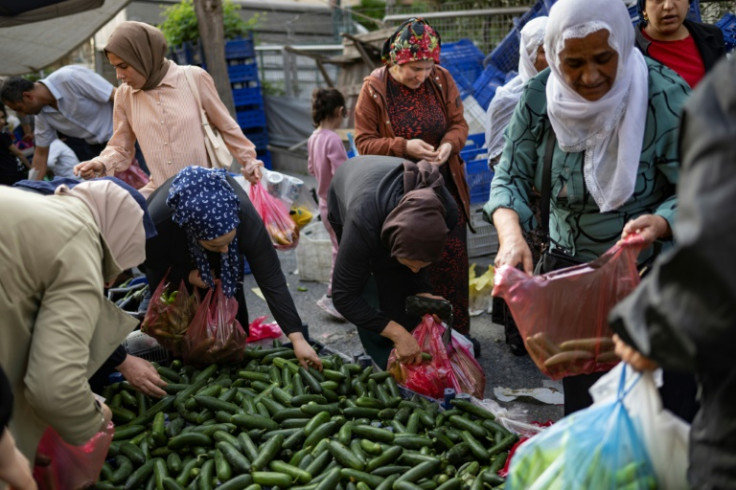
[{"left": 158, "top": 0, "right": 259, "bottom": 47}]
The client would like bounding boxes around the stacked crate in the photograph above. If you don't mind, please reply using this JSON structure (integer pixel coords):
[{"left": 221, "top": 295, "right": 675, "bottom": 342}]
[
  {"left": 225, "top": 33, "right": 271, "bottom": 169},
  {"left": 170, "top": 33, "right": 271, "bottom": 169}
]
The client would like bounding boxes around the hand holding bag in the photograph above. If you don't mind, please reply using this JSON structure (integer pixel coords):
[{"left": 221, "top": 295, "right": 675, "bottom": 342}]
[{"left": 183, "top": 66, "right": 234, "bottom": 169}]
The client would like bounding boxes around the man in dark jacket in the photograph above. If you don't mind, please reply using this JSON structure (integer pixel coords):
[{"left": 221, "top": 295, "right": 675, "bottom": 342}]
[{"left": 609, "top": 55, "right": 736, "bottom": 489}]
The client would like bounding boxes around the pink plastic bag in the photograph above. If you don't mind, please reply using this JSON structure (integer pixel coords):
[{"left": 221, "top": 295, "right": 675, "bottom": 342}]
[
  {"left": 183, "top": 281, "right": 247, "bottom": 366},
  {"left": 247, "top": 315, "right": 284, "bottom": 343},
  {"left": 447, "top": 331, "right": 486, "bottom": 399},
  {"left": 114, "top": 157, "right": 149, "bottom": 189},
  {"left": 249, "top": 181, "right": 299, "bottom": 250},
  {"left": 33, "top": 421, "right": 114, "bottom": 490},
  {"left": 387, "top": 314, "right": 461, "bottom": 399},
  {"left": 492, "top": 237, "right": 645, "bottom": 380}
]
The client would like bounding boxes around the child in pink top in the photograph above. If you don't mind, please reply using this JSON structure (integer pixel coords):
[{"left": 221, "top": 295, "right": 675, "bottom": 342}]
[{"left": 307, "top": 88, "right": 348, "bottom": 319}]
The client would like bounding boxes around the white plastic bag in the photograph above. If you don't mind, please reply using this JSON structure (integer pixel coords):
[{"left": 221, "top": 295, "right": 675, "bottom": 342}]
[{"left": 590, "top": 363, "right": 690, "bottom": 489}]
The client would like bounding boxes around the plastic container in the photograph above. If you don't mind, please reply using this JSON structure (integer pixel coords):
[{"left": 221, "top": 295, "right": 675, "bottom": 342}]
[
  {"left": 296, "top": 222, "right": 333, "bottom": 283},
  {"left": 465, "top": 158, "right": 494, "bottom": 205},
  {"left": 467, "top": 204, "right": 498, "bottom": 258},
  {"left": 123, "top": 331, "right": 170, "bottom": 364},
  {"left": 225, "top": 36, "right": 256, "bottom": 59},
  {"left": 236, "top": 109, "right": 267, "bottom": 129}
]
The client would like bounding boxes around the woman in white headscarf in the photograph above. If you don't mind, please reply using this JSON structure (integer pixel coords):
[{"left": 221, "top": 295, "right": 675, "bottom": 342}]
[
  {"left": 484, "top": 16, "right": 549, "bottom": 162},
  {"left": 485, "top": 0, "right": 696, "bottom": 416},
  {"left": 0, "top": 178, "right": 154, "bottom": 464}
]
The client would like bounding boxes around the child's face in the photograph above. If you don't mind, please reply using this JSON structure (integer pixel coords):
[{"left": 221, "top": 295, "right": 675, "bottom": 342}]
[{"left": 0, "top": 112, "right": 6, "bottom": 127}]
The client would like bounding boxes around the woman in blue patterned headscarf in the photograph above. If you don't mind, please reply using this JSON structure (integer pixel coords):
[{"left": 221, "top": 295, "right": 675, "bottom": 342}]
[
  {"left": 166, "top": 166, "right": 241, "bottom": 297},
  {"left": 145, "top": 166, "right": 323, "bottom": 368}
]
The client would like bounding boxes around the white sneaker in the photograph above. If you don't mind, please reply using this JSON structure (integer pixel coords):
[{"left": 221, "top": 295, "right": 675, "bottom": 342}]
[{"left": 317, "top": 294, "right": 345, "bottom": 321}]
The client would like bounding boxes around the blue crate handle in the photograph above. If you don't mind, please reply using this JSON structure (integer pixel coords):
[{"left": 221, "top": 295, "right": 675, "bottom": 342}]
[{"left": 347, "top": 132, "right": 359, "bottom": 159}]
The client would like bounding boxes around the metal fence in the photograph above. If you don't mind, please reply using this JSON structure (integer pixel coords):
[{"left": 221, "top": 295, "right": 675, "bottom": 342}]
[{"left": 256, "top": 45, "right": 343, "bottom": 99}]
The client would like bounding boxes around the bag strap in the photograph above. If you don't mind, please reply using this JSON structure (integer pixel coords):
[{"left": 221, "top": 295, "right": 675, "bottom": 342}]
[
  {"left": 183, "top": 66, "right": 212, "bottom": 132},
  {"left": 539, "top": 127, "right": 557, "bottom": 245}
]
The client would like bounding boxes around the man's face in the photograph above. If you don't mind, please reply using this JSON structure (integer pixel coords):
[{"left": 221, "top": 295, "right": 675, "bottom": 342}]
[{"left": 3, "top": 91, "right": 43, "bottom": 115}]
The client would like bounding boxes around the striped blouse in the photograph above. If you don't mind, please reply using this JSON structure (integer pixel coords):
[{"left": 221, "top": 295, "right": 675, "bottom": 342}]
[{"left": 95, "top": 62, "right": 257, "bottom": 197}]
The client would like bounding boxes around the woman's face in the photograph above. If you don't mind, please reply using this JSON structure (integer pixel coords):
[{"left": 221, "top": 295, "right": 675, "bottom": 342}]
[
  {"left": 199, "top": 229, "right": 237, "bottom": 254},
  {"left": 558, "top": 29, "right": 618, "bottom": 101},
  {"left": 397, "top": 257, "right": 431, "bottom": 274},
  {"left": 534, "top": 45, "right": 549, "bottom": 72},
  {"left": 391, "top": 60, "right": 435, "bottom": 89},
  {"left": 107, "top": 52, "right": 146, "bottom": 90},
  {"left": 644, "top": 0, "right": 689, "bottom": 38}
]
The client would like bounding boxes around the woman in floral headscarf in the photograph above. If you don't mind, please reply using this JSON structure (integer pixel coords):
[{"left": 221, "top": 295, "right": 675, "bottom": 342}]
[
  {"left": 144, "top": 166, "right": 322, "bottom": 368},
  {"left": 354, "top": 18, "right": 474, "bottom": 345}
]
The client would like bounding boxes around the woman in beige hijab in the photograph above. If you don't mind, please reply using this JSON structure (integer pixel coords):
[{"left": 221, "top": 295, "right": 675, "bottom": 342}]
[
  {"left": 0, "top": 178, "right": 154, "bottom": 464},
  {"left": 74, "top": 21, "right": 264, "bottom": 198}
]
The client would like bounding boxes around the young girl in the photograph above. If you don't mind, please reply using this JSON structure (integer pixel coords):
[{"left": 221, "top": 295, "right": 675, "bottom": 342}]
[
  {"left": 0, "top": 104, "right": 30, "bottom": 186},
  {"left": 307, "top": 88, "right": 348, "bottom": 320}
]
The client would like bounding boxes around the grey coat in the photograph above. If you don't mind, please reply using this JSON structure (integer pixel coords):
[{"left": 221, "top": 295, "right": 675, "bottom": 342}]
[{"left": 609, "top": 55, "right": 736, "bottom": 489}]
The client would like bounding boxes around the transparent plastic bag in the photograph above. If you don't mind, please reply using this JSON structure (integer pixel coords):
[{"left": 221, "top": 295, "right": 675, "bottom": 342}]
[
  {"left": 33, "top": 421, "right": 114, "bottom": 490},
  {"left": 469, "top": 264, "right": 494, "bottom": 316},
  {"left": 141, "top": 272, "right": 199, "bottom": 356},
  {"left": 387, "top": 314, "right": 460, "bottom": 399},
  {"left": 114, "top": 158, "right": 149, "bottom": 190},
  {"left": 250, "top": 180, "right": 300, "bottom": 250},
  {"left": 492, "top": 236, "right": 645, "bottom": 379},
  {"left": 246, "top": 315, "right": 284, "bottom": 343},
  {"left": 183, "top": 280, "right": 247, "bottom": 366},
  {"left": 507, "top": 365, "right": 657, "bottom": 489}
]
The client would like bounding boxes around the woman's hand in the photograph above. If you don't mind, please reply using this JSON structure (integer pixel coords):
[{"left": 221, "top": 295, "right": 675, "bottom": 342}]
[
  {"left": 429, "top": 142, "right": 452, "bottom": 165},
  {"left": 621, "top": 214, "right": 671, "bottom": 246},
  {"left": 416, "top": 292, "right": 446, "bottom": 301},
  {"left": 613, "top": 334, "right": 658, "bottom": 372},
  {"left": 242, "top": 158, "right": 264, "bottom": 185},
  {"left": 381, "top": 321, "right": 422, "bottom": 365},
  {"left": 493, "top": 208, "right": 534, "bottom": 274},
  {"left": 406, "top": 139, "right": 439, "bottom": 162},
  {"left": 0, "top": 429, "right": 37, "bottom": 489},
  {"left": 287, "top": 332, "right": 323, "bottom": 370},
  {"left": 116, "top": 354, "right": 168, "bottom": 398},
  {"left": 188, "top": 269, "right": 208, "bottom": 289},
  {"left": 73, "top": 159, "right": 105, "bottom": 179}
]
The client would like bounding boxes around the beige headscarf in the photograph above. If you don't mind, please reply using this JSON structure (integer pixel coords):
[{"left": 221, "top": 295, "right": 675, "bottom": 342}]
[
  {"left": 55, "top": 181, "right": 146, "bottom": 281},
  {"left": 105, "top": 21, "right": 171, "bottom": 91}
]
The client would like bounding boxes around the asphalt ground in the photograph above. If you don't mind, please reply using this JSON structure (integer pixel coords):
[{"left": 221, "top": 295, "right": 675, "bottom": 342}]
[{"left": 242, "top": 170, "right": 565, "bottom": 427}]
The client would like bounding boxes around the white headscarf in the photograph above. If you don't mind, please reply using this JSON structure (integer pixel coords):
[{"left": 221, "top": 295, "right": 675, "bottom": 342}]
[
  {"left": 545, "top": 0, "right": 648, "bottom": 212},
  {"left": 55, "top": 180, "right": 146, "bottom": 280},
  {"left": 485, "top": 16, "right": 549, "bottom": 159}
]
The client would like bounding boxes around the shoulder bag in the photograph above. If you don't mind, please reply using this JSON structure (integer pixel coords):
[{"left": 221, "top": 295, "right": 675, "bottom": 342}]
[
  {"left": 183, "top": 66, "right": 234, "bottom": 169},
  {"left": 533, "top": 129, "right": 583, "bottom": 275}
]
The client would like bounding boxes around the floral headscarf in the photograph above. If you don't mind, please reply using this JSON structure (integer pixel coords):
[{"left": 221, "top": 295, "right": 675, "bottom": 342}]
[
  {"left": 166, "top": 167, "right": 241, "bottom": 297},
  {"left": 381, "top": 18, "right": 441, "bottom": 66}
]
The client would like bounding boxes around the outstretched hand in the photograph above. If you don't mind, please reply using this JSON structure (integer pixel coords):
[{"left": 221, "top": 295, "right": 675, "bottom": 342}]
[
  {"left": 288, "top": 332, "right": 323, "bottom": 370},
  {"left": 116, "top": 354, "right": 168, "bottom": 398}
]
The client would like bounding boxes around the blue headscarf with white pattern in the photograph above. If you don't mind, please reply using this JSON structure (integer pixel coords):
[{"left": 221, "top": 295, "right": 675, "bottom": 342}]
[{"left": 166, "top": 167, "right": 241, "bottom": 297}]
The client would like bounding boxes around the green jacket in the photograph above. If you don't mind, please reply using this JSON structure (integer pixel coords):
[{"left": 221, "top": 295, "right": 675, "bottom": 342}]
[
  {"left": 0, "top": 187, "right": 137, "bottom": 462},
  {"left": 484, "top": 58, "right": 690, "bottom": 260}
]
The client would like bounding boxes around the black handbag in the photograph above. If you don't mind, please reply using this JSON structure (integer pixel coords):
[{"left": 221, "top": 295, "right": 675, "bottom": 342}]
[{"left": 532, "top": 129, "right": 584, "bottom": 275}]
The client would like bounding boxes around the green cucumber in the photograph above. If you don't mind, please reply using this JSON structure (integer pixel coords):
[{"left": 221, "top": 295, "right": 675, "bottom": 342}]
[
  {"left": 270, "top": 460, "right": 313, "bottom": 484},
  {"left": 252, "top": 471, "right": 292, "bottom": 488},
  {"left": 327, "top": 440, "right": 365, "bottom": 471}
]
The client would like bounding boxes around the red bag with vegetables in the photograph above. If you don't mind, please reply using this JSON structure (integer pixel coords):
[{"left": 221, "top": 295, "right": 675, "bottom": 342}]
[
  {"left": 141, "top": 272, "right": 199, "bottom": 355},
  {"left": 182, "top": 280, "right": 247, "bottom": 366},
  {"left": 249, "top": 180, "right": 299, "bottom": 250},
  {"left": 492, "top": 236, "right": 645, "bottom": 380}
]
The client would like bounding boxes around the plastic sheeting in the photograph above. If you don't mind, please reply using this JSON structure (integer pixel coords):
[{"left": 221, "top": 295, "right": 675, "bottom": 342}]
[{"left": 263, "top": 94, "right": 314, "bottom": 149}]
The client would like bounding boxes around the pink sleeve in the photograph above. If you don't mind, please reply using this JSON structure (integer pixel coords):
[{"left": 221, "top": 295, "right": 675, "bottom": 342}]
[{"left": 326, "top": 132, "right": 348, "bottom": 175}]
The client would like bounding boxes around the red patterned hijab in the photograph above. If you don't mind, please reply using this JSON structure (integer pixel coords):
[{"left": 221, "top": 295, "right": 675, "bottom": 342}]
[{"left": 381, "top": 18, "right": 441, "bottom": 66}]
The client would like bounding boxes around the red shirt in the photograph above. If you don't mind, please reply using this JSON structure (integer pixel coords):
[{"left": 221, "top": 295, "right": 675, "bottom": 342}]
[{"left": 642, "top": 29, "right": 705, "bottom": 87}]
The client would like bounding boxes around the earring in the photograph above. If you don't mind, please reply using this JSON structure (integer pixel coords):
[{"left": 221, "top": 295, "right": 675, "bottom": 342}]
[{"left": 642, "top": 12, "right": 649, "bottom": 21}]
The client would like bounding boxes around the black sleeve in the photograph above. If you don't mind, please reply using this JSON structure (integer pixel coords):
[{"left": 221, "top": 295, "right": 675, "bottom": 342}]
[
  {"left": 230, "top": 177, "right": 304, "bottom": 335},
  {"left": 0, "top": 365, "right": 12, "bottom": 429}
]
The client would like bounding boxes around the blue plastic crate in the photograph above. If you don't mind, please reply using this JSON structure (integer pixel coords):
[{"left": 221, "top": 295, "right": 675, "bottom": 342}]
[
  {"left": 472, "top": 64, "right": 508, "bottom": 110},
  {"left": 485, "top": 0, "right": 549, "bottom": 73},
  {"left": 465, "top": 158, "right": 493, "bottom": 205},
  {"left": 716, "top": 12, "right": 736, "bottom": 51},
  {"left": 228, "top": 63, "right": 259, "bottom": 84},
  {"left": 460, "top": 147, "right": 488, "bottom": 162},
  {"left": 236, "top": 109, "right": 267, "bottom": 129},
  {"left": 244, "top": 128, "right": 269, "bottom": 149},
  {"left": 441, "top": 39, "right": 485, "bottom": 93},
  {"left": 465, "top": 133, "right": 485, "bottom": 149},
  {"left": 226, "top": 36, "right": 255, "bottom": 59},
  {"left": 258, "top": 150, "right": 272, "bottom": 170},
  {"left": 232, "top": 86, "right": 263, "bottom": 108}
]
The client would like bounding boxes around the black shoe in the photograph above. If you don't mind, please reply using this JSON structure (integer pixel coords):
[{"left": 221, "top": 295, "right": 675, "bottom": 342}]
[
  {"left": 508, "top": 339, "right": 528, "bottom": 357},
  {"left": 466, "top": 335, "right": 482, "bottom": 358}
]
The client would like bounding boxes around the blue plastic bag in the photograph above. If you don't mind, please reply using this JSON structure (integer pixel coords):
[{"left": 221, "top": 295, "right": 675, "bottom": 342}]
[{"left": 507, "top": 365, "right": 657, "bottom": 489}]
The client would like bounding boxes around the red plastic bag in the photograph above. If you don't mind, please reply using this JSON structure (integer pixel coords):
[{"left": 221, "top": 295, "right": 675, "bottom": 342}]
[
  {"left": 141, "top": 272, "right": 199, "bottom": 356},
  {"left": 114, "top": 157, "right": 149, "bottom": 189},
  {"left": 247, "top": 315, "right": 284, "bottom": 343},
  {"left": 249, "top": 181, "right": 300, "bottom": 250},
  {"left": 183, "top": 280, "right": 247, "bottom": 366},
  {"left": 33, "top": 421, "right": 114, "bottom": 490},
  {"left": 387, "top": 314, "right": 461, "bottom": 399},
  {"left": 447, "top": 330, "right": 486, "bottom": 399},
  {"left": 492, "top": 237, "right": 645, "bottom": 380}
]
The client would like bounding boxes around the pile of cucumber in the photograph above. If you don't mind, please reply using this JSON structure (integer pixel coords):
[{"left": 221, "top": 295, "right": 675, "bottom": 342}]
[{"left": 96, "top": 344, "right": 517, "bottom": 489}]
